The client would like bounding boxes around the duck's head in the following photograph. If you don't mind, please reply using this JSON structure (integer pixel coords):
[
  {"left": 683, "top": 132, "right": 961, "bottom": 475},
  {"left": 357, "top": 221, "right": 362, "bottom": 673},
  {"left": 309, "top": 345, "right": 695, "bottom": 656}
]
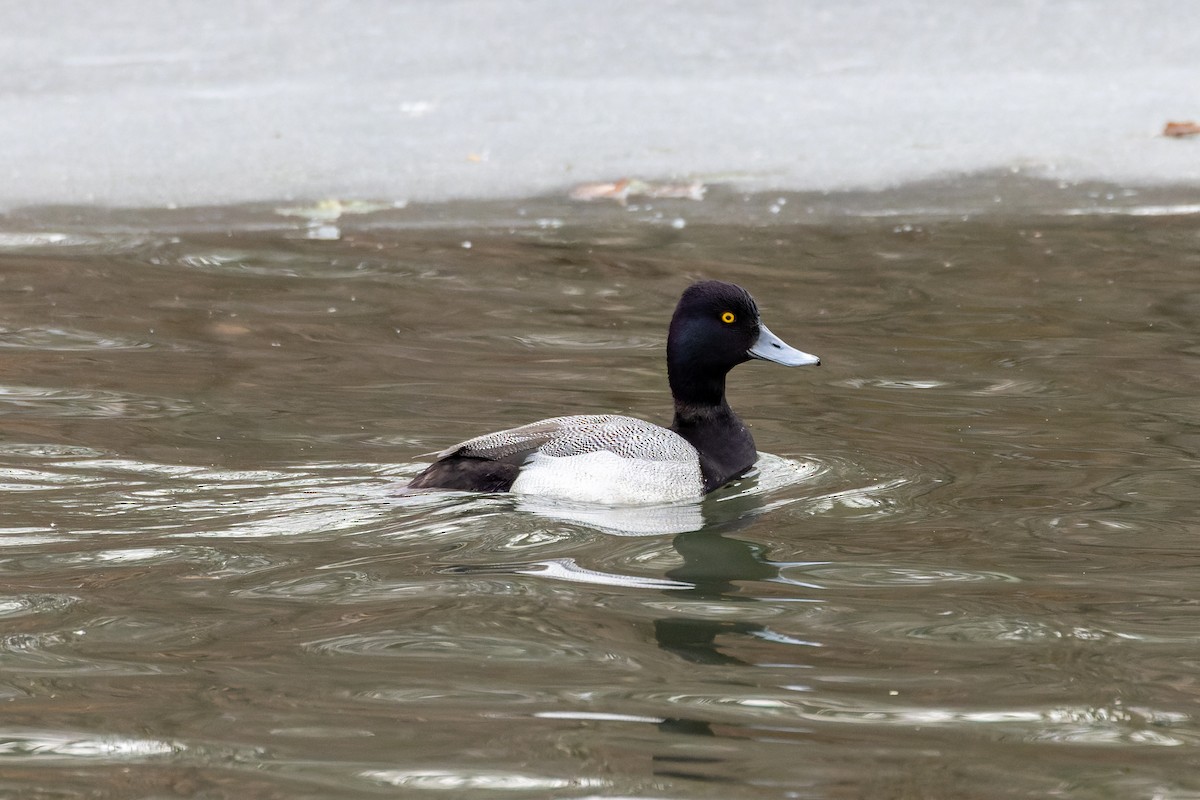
[{"left": 667, "top": 280, "right": 819, "bottom": 404}]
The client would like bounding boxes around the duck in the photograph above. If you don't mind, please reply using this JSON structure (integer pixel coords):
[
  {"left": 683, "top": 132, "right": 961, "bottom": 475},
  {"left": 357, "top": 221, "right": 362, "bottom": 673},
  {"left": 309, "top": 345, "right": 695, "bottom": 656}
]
[{"left": 407, "top": 280, "right": 820, "bottom": 504}]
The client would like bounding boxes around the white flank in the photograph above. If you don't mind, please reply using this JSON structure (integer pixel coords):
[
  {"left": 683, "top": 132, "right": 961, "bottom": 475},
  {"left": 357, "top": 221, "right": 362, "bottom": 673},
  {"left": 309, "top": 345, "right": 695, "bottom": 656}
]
[{"left": 511, "top": 451, "right": 703, "bottom": 505}]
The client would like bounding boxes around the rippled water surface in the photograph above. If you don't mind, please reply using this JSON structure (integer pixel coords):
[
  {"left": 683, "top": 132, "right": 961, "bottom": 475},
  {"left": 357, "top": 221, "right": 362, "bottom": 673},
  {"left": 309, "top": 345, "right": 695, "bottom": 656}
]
[{"left": 1, "top": 204, "right": 1199, "bottom": 798}]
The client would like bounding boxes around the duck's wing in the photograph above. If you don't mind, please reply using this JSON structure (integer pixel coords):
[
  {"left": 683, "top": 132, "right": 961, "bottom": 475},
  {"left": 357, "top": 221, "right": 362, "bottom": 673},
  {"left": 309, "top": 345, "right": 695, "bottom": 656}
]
[
  {"left": 409, "top": 415, "right": 619, "bottom": 493},
  {"left": 439, "top": 415, "right": 621, "bottom": 461},
  {"left": 446, "top": 414, "right": 697, "bottom": 463}
]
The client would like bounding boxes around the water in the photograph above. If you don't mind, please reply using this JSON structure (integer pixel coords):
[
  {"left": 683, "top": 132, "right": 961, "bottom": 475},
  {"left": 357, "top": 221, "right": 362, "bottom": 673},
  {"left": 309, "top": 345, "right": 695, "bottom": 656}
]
[{"left": 0, "top": 202, "right": 1198, "bottom": 798}]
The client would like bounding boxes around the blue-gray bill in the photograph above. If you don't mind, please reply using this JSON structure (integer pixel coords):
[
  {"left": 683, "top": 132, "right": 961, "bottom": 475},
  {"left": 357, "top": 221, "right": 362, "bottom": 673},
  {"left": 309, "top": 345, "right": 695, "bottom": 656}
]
[{"left": 748, "top": 323, "right": 821, "bottom": 366}]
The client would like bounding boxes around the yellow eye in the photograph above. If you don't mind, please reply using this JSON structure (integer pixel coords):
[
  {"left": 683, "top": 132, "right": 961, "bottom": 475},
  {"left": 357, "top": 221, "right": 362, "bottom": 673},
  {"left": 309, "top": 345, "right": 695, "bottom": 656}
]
[{"left": 721, "top": 311, "right": 736, "bottom": 324}]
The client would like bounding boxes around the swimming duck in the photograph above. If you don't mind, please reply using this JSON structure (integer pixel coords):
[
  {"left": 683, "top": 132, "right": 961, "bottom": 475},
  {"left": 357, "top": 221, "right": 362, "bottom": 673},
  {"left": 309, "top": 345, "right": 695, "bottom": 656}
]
[{"left": 408, "top": 280, "right": 819, "bottom": 504}]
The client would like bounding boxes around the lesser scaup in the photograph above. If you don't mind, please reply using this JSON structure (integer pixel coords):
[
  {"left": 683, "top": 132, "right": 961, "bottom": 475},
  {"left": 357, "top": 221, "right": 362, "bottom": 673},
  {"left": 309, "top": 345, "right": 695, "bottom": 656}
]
[{"left": 408, "top": 280, "right": 819, "bottom": 503}]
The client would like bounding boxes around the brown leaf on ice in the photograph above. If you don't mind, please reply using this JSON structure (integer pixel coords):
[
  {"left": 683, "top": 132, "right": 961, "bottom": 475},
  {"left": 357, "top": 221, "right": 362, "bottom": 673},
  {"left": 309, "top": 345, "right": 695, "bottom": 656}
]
[
  {"left": 569, "top": 178, "right": 706, "bottom": 205},
  {"left": 1163, "top": 121, "right": 1200, "bottom": 138},
  {"left": 569, "top": 179, "right": 632, "bottom": 203}
]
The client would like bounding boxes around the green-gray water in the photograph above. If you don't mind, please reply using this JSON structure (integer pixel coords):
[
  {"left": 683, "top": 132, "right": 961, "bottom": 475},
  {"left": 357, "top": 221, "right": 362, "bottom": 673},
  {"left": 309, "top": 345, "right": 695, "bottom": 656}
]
[{"left": 1, "top": 204, "right": 1197, "bottom": 797}]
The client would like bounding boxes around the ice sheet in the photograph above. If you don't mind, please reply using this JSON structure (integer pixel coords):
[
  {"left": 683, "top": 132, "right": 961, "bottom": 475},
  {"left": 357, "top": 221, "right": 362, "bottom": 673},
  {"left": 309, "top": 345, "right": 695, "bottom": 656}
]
[{"left": 2, "top": 0, "right": 1198, "bottom": 210}]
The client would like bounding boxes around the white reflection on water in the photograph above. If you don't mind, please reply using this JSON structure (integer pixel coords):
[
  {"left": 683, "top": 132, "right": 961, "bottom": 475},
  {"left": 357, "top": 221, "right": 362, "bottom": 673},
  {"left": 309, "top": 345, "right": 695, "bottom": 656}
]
[
  {"left": 515, "top": 558, "right": 691, "bottom": 589},
  {"left": 0, "top": 528, "right": 72, "bottom": 547},
  {"left": 0, "top": 595, "right": 77, "bottom": 618},
  {"left": 769, "top": 697, "right": 1192, "bottom": 746},
  {"left": 361, "top": 769, "right": 607, "bottom": 791},
  {"left": 534, "top": 710, "right": 665, "bottom": 723},
  {"left": 0, "top": 730, "right": 182, "bottom": 760},
  {"left": 0, "top": 232, "right": 102, "bottom": 248}
]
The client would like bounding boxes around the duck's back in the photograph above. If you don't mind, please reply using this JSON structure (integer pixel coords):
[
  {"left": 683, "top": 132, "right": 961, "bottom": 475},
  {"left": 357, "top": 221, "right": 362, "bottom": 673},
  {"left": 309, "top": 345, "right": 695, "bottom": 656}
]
[{"left": 410, "top": 414, "right": 704, "bottom": 503}]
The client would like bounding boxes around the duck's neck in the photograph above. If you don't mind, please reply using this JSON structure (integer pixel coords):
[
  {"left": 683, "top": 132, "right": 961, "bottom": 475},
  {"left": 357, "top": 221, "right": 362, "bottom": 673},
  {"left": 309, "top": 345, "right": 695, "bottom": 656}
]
[
  {"left": 668, "top": 364, "right": 757, "bottom": 492},
  {"left": 668, "top": 358, "right": 727, "bottom": 411}
]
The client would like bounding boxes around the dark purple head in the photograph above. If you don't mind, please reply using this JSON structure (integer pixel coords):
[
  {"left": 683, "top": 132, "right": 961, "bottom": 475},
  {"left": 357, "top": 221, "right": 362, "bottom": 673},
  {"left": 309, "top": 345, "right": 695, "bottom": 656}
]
[
  {"left": 666, "top": 280, "right": 819, "bottom": 406},
  {"left": 669, "top": 279, "right": 817, "bottom": 366}
]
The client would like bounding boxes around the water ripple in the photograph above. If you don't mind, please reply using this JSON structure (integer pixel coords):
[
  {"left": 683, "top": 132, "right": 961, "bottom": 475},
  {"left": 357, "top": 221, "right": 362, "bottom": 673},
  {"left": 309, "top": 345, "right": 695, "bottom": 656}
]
[
  {"left": 838, "top": 375, "right": 1068, "bottom": 397},
  {"left": 0, "top": 631, "right": 181, "bottom": 676},
  {"left": 0, "top": 594, "right": 79, "bottom": 619},
  {"left": 25, "top": 457, "right": 402, "bottom": 540},
  {"left": 776, "top": 562, "right": 1020, "bottom": 589},
  {"left": 0, "top": 326, "right": 152, "bottom": 351},
  {"left": 740, "top": 451, "right": 949, "bottom": 525},
  {"left": 0, "top": 465, "right": 109, "bottom": 492},
  {"left": 723, "top": 452, "right": 825, "bottom": 499},
  {"left": 152, "top": 248, "right": 400, "bottom": 280},
  {"left": 362, "top": 686, "right": 546, "bottom": 707},
  {"left": 901, "top": 617, "right": 1144, "bottom": 644},
  {"left": 305, "top": 630, "right": 637, "bottom": 667},
  {"left": 513, "top": 332, "right": 658, "bottom": 350},
  {"left": 0, "top": 545, "right": 276, "bottom": 577},
  {"left": 0, "top": 385, "right": 190, "bottom": 419},
  {"left": 0, "top": 443, "right": 105, "bottom": 458}
]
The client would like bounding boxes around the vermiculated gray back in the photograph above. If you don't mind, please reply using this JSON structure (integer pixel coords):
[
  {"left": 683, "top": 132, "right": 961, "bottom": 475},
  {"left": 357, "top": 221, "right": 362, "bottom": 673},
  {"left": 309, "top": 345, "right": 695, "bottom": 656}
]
[{"left": 445, "top": 414, "right": 697, "bottom": 463}]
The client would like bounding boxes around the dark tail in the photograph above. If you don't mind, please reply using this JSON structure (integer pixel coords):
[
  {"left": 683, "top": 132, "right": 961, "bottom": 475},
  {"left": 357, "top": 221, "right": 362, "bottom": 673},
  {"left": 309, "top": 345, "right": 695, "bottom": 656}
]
[{"left": 407, "top": 455, "right": 520, "bottom": 493}]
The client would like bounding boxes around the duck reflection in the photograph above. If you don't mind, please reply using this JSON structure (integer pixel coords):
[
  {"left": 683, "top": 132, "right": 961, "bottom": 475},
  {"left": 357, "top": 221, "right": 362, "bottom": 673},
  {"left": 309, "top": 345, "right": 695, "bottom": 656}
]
[
  {"left": 652, "top": 489, "right": 784, "bottom": 758},
  {"left": 514, "top": 494, "right": 705, "bottom": 536},
  {"left": 654, "top": 483, "right": 780, "bottom": 664},
  {"left": 653, "top": 529, "right": 777, "bottom": 665}
]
